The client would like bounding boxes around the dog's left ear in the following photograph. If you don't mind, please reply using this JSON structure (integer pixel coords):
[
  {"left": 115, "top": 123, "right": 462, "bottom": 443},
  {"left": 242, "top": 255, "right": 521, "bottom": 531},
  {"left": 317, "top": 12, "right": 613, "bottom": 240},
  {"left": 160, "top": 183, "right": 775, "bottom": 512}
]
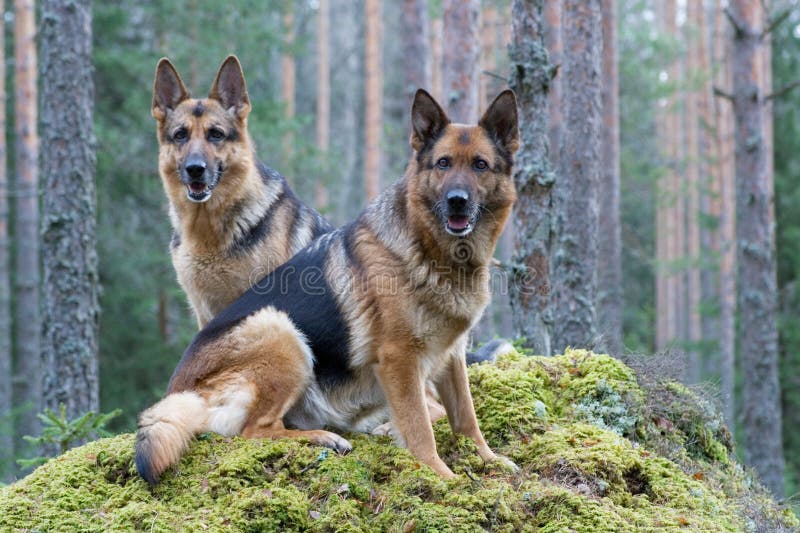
[
  {"left": 209, "top": 55, "right": 251, "bottom": 120},
  {"left": 479, "top": 90, "right": 519, "bottom": 154}
]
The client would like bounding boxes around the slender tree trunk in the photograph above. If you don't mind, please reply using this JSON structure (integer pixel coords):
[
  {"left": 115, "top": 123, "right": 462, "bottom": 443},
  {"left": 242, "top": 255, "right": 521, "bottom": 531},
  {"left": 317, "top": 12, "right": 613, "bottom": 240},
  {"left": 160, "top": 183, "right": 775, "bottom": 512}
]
[
  {"left": 597, "top": 0, "right": 622, "bottom": 356},
  {"left": 685, "top": 0, "right": 703, "bottom": 382},
  {"left": 442, "top": 0, "right": 480, "bottom": 123},
  {"left": 544, "top": 1, "right": 562, "bottom": 171},
  {"left": 401, "top": 0, "right": 431, "bottom": 122},
  {"left": 656, "top": 0, "right": 681, "bottom": 352},
  {"left": 40, "top": 0, "right": 99, "bottom": 424},
  {"left": 316, "top": 0, "right": 330, "bottom": 211},
  {"left": 508, "top": 0, "right": 554, "bottom": 356},
  {"left": 364, "top": 0, "right": 381, "bottom": 200},
  {"left": 430, "top": 16, "right": 443, "bottom": 102},
  {"left": 550, "top": 0, "right": 602, "bottom": 353},
  {"left": 282, "top": 7, "right": 296, "bottom": 165},
  {"left": 699, "top": 0, "right": 720, "bottom": 384},
  {"left": 729, "top": 0, "right": 784, "bottom": 497},
  {"left": 713, "top": 0, "right": 736, "bottom": 429},
  {"left": 0, "top": 0, "right": 12, "bottom": 478},
  {"left": 13, "top": 0, "right": 41, "bottom": 443}
]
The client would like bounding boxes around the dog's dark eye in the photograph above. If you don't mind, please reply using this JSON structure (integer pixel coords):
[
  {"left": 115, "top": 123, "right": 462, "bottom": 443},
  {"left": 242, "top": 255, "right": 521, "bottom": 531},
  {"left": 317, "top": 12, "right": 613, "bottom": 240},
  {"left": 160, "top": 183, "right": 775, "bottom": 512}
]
[
  {"left": 436, "top": 157, "right": 450, "bottom": 169},
  {"left": 173, "top": 128, "right": 188, "bottom": 142},
  {"left": 473, "top": 159, "right": 488, "bottom": 171},
  {"left": 208, "top": 128, "right": 225, "bottom": 141}
]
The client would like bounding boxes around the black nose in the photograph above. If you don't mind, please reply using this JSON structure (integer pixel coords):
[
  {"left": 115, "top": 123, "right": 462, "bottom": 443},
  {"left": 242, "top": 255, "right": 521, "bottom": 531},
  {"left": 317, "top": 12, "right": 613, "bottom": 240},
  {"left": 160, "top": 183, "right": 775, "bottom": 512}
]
[
  {"left": 185, "top": 159, "right": 206, "bottom": 180},
  {"left": 446, "top": 189, "right": 469, "bottom": 210}
]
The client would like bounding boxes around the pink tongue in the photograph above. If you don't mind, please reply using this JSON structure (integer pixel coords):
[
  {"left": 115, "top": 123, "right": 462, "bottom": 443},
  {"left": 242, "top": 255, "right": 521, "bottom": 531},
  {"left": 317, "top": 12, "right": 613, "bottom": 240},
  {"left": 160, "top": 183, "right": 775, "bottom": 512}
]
[
  {"left": 448, "top": 215, "right": 469, "bottom": 230},
  {"left": 190, "top": 182, "right": 205, "bottom": 192}
]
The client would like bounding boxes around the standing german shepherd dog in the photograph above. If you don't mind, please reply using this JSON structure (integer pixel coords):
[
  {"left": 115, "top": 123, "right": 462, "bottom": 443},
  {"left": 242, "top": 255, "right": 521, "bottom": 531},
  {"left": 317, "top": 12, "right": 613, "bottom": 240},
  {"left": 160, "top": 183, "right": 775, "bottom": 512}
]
[
  {"left": 153, "top": 55, "right": 329, "bottom": 328},
  {"left": 136, "top": 89, "right": 519, "bottom": 483}
]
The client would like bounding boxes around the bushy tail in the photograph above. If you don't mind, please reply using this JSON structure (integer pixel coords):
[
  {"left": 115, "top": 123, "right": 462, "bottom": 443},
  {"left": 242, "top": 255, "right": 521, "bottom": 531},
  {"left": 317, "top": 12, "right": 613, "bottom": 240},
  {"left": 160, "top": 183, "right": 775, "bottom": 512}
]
[
  {"left": 466, "top": 338, "right": 516, "bottom": 366},
  {"left": 134, "top": 391, "right": 209, "bottom": 485}
]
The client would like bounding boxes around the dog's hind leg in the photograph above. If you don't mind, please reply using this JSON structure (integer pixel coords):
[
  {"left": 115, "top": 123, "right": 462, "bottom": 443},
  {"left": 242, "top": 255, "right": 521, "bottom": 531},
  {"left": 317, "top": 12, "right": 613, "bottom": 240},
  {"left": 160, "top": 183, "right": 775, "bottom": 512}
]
[{"left": 232, "top": 308, "right": 352, "bottom": 454}]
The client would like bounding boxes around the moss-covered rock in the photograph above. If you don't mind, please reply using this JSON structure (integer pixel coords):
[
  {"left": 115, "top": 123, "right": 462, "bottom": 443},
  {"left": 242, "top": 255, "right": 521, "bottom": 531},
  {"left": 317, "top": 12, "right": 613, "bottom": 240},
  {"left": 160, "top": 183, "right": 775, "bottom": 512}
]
[{"left": 1, "top": 350, "right": 796, "bottom": 531}]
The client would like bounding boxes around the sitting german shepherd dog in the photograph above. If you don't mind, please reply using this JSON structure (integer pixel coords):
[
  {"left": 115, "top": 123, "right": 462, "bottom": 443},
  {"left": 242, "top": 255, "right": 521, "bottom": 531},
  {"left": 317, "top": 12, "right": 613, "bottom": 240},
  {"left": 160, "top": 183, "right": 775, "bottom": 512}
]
[
  {"left": 136, "top": 89, "right": 519, "bottom": 483},
  {"left": 152, "top": 56, "right": 329, "bottom": 328}
]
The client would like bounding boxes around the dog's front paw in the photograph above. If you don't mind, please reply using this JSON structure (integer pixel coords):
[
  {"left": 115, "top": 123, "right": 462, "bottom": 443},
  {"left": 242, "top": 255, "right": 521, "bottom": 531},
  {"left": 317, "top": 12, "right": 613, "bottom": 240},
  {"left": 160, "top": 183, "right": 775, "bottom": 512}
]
[
  {"left": 487, "top": 454, "right": 519, "bottom": 473},
  {"left": 371, "top": 422, "right": 399, "bottom": 439}
]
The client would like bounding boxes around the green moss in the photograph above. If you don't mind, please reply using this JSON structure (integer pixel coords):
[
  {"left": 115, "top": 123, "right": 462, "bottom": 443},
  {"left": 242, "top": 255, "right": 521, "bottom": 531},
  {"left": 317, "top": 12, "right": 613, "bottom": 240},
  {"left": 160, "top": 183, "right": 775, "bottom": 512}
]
[{"left": 1, "top": 351, "right": 795, "bottom": 531}]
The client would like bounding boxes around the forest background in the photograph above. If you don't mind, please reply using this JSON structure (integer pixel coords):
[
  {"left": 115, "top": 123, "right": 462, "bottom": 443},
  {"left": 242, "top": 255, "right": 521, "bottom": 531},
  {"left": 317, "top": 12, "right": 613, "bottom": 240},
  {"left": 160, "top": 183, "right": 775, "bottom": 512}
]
[{"left": 0, "top": 0, "right": 798, "bottom": 505}]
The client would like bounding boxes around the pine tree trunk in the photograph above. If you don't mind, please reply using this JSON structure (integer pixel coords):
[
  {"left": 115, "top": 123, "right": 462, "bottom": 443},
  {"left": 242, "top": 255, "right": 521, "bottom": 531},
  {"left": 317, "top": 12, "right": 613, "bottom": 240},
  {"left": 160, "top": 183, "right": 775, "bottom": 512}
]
[
  {"left": 685, "top": 0, "right": 703, "bottom": 382},
  {"left": 550, "top": 0, "right": 602, "bottom": 353},
  {"left": 508, "top": 0, "right": 554, "bottom": 356},
  {"left": 364, "top": 0, "right": 381, "bottom": 200},
  {"left": 729, "top": 0, "right": 784, "bottom": 497},
  {"left": 442, "top": 0, "right": 480, "bottom": 123},
  {"left": 699, "top": 0, "right": 721, "bottom": 385},
  {"left": 13, "top": 0, "right": 41, "bottom": 444},
  {"left": 597, "top": 0, "right": 622, "bottom": 356},
  {"left": 544, "top": 1, "right": 562, "bottom": 171},
  {"left": 282, "top": 8, "right": 296, "bottom": 165},
  {"left": 39, "top": 0, "right": 99, "bottom": 424},
  {"left": 316, "top": 0, "right": 330, "bottom": 211},
  {"left": 0, "top": 0, "right": 13, "bottom": 478},
  {"left": 430, "top": 17, "right": 443, "bottom": 102},
  {"left": 401, "top": 0, "right": 431, "bottom": 119},
  {"left": 713, "top": 0, "right": 736, "bottom": 429}
]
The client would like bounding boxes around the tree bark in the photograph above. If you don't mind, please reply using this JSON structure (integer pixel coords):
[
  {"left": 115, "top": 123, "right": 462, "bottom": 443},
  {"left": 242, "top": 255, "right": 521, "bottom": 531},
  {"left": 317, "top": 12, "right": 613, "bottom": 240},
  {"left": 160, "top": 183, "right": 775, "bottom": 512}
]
[
  {"left": 685, "top": 0, "right": 703, "bottom": 382},
  {"left": 550, "top": 0, "right": 602, "bottom": 353},
  {"left": 430, "top": 16, "right": 443, "bottom": 102},
  {"left": 597, "top": 0, "right": 622, "bottom": 356},
  {"left": 401, "top": 0, "right": 431, "bottom": 124},
  {"left": 364, "top": 0, "right": 381, "bottom": 200},
  {"left": 713, "top": 0, "right": 736, "bottom": 429},
  {"left": 13, "top": 0, "right": 41, "bottom": 444},
  {"left": 544, "top": 0, "right": 563, "bottom": 171},
  {"left": 442, "top": 0, "right": 480, "bottom": 123},
  {"left": 316, "top": 0, "right": 330, "bottom": 211},
  {"left": 282, "top": 7, "right": 296, "bottom": 164},
  {"left": 0, "top": 0, "right": 12, "bottom": 478},
  {"left": 729, "top": 0, "right": 784, "bottom": 497},
  {"left": 40, "top": 0, "right": 99, "bottom": 425},
  {"left": 508, "top": 0, "right": 554, "bottom": 356}
]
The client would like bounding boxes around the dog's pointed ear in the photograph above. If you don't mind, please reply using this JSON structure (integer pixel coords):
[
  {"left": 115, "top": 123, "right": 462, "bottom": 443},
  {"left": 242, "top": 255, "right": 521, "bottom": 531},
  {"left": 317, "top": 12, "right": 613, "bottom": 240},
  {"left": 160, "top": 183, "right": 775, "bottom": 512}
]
[
  {"left": 479, "top": 90, "right": 519, "bottom": 154},
  {"left": 410, "top": 89, "right": 450, "bottom": 152},
  {"left": 152, "top": 58, "right": 189, "bottom": 121},
  {"left": 209, "top": 55, "right": 251, "bottom": 120}
]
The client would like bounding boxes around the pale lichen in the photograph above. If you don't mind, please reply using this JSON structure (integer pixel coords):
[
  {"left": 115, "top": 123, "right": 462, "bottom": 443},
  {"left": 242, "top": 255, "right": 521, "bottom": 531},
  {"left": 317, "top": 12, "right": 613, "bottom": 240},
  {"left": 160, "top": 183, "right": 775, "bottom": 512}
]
[{"left": 0, "top": 350, "right": 795, "bottom": 531}]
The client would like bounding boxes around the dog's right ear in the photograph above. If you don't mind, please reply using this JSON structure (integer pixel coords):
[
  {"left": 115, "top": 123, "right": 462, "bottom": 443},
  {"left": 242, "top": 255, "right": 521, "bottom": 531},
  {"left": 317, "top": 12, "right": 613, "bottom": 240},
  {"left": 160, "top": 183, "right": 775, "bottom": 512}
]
[
  {"left": 209, "top": 55, "right": 251, "bottom": 120},
  {"left": 410, "top": 89, "right": 450, "bottom": 152},
  {"left": 152, "top": 58, "right": 189, "bottom": 121}
]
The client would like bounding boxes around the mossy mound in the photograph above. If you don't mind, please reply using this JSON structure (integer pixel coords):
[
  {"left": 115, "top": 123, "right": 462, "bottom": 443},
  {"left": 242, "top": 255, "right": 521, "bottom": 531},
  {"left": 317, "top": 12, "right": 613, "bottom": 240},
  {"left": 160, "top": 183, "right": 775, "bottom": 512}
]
[{"left": 1, "top": 350, "right": 796, "bottom": 532}]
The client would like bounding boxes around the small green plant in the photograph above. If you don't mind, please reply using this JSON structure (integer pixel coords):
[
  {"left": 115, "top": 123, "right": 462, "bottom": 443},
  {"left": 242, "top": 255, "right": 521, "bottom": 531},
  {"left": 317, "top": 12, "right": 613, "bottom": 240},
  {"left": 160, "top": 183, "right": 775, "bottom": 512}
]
[{"left": 17, "top": 405, "right": 122, "bottom": 469}]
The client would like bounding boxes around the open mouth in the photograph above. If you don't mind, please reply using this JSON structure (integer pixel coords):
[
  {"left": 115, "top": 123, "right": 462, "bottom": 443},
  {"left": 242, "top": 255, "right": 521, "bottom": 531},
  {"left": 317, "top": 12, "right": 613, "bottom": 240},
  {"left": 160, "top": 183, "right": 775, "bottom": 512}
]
[
  {"left": 186, "top": 181, "right": 212, "bottom": 203},
  {"left": 446, "top": 215, "right": 473, "bottom": 236}
]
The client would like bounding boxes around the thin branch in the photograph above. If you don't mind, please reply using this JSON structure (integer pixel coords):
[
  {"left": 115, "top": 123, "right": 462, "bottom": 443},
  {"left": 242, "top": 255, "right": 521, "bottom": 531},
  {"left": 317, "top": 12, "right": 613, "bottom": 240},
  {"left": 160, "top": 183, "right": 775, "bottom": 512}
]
[
  {"left": 766, "top": 79, "right": 800, "bottom": 101},
  {"left": 713, "top": 86, "right": 735, "bottom": 101},
  {"left": 481, "top": 69, "right": 507, "bottom": 81},
  {"left": 761, "top": 7, "right": 794, "bottom": 39},
  {"left": 723, "top": 6, "right": 745, "bottom": 36}
]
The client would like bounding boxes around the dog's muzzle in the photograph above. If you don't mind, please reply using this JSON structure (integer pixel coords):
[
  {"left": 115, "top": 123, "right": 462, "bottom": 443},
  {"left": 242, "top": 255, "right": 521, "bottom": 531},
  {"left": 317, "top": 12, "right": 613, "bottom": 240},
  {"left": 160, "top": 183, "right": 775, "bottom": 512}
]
[
  {"left": 182, "top": 159, "right": 222, "bottom": 203},
  {"left": 444, "top": 189, "right": 476, "bottom": 236}
]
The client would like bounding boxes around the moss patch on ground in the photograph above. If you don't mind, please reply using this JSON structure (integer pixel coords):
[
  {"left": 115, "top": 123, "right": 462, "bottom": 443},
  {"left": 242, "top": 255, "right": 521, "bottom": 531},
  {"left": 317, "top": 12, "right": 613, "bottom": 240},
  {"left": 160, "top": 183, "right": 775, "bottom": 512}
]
[{"left": 1, "top": 349, "right": 796, "bottom": 532}]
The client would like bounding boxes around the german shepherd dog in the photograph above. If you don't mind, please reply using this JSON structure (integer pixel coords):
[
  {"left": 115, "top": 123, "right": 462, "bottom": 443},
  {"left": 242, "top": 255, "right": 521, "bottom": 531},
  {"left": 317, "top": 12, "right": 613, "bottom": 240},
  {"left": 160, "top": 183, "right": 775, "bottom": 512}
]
[
  {"left": 152, "top": 55, "right": 330, "bottom": 328},
  {"left": 136, "top": 89, "right": 519, "bottom": 483}
]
